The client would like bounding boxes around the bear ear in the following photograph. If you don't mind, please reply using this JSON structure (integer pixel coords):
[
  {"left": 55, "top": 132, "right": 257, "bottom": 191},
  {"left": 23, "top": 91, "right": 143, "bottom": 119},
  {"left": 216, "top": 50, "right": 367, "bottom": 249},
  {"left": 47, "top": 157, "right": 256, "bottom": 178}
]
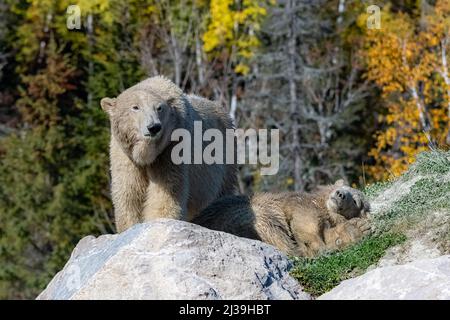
[
  {"left": 334, "top": 179, "right": 346, "bottom": 187},
  {"left": 100, "top": 97, "right": 117, "bottom": 115}
]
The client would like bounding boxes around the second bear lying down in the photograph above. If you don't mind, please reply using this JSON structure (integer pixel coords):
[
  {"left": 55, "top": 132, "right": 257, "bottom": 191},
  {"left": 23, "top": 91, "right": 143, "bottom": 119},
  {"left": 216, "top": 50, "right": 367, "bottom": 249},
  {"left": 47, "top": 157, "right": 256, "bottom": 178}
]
[{"left": 193, "top": 180, "right": 371, "bottom": 257}]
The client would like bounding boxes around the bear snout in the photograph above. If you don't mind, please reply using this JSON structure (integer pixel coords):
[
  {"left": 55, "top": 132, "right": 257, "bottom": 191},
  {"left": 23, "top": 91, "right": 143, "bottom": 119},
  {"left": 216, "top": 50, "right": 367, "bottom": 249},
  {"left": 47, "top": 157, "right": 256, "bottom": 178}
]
[
  {"left": 335, "top": 190, "right": 347, "bottom": 200},
  {"left": 146, "top": 123, "right": 162, "bottom": 137}
]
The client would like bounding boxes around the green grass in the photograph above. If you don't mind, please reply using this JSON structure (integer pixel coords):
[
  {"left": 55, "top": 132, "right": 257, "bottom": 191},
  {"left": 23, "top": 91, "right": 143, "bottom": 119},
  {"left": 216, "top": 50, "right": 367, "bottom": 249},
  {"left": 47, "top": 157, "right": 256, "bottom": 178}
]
[
  {"left": 359, "top": 150, "right": 450, "bottom": 237},
  {"left": 363, "top": 149, "right": 450, "bottom": 202},
  {"left": 290, "top": 233, "right": 406, "bottom": 296},
  {"left": 373, "top": 177, "right": 450, "bottom": 232},
  {"left": 290, "top": 149, "right": 450, "bottom": 297},
  {"left": 406, "top": 149, "right": 450, "bottom": 176},
  {"left": 363, "top": 180, "right": 393, "bottom": 199}
]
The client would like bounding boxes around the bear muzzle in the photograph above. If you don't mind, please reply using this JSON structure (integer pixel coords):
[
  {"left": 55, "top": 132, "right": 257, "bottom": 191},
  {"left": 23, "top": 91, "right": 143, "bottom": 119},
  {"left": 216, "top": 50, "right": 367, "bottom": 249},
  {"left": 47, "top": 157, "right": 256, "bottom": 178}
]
[{"left": 145, "top": 123, "right": 162, "bottom": 138}]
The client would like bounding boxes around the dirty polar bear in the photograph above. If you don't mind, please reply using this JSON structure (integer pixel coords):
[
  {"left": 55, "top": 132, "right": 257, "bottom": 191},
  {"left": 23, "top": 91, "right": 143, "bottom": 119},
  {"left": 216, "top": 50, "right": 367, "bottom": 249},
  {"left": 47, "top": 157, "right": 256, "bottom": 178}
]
[
  {"left": 101, "top": 76, "right": 238, "bottom": 232},
  {"left": 194, "top": 180, "right": 372, "bottom": 257}
]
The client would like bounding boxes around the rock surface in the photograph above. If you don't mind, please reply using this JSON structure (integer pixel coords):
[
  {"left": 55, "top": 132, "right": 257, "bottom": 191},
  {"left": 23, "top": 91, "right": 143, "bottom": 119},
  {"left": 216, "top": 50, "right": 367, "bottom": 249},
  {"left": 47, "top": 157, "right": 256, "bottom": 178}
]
[
  {"left": 37, "top": 219, "right": 309, "bottom": 300},
  {"left": 319, "top": 255, "right": 450, "bottom": 300}
]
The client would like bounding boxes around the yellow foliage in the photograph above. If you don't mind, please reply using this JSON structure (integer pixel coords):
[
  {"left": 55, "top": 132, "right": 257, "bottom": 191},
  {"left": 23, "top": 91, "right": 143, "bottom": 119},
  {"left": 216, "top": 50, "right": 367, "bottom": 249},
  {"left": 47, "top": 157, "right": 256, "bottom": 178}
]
[
  {"left": 234, "top": 63, "right": 250, "bottom": 75},
  {"left": 363, "top": 2, "right": 450, "bottom": 181},
  {"left": 286, "top": 177, "right": 294, "bottom": 186},
  {"left": 203, "top": 0, "right": 268, "bottom": 75}
]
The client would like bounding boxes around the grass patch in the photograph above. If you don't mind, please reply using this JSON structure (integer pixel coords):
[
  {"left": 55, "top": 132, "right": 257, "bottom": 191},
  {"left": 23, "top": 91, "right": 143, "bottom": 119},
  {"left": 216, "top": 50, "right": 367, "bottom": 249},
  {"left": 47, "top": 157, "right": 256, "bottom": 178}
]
[
  {"left": 290, "top": 233, "right": 406, "bottom": 296},
  {"left": 406, "top": 149, "right": 450, "bottom": 176},
  {"left": 363, "top": 180, "right": 393, "bottom": 199},
  {"left": 363, "top": 150, "right": 450, "bottom": 201},
  {"left": 365, "top": 150, "right": 450, "bottom": 243},
  {"left": 372, "top": 176, "right": 450, "bottom": 232}
]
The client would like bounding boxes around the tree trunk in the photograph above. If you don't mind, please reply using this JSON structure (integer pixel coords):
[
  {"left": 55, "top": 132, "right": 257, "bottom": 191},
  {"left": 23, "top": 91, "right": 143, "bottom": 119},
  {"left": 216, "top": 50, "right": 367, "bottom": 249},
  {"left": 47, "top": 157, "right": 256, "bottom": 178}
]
[
  {"left": 439, "top": 39, "right": 450, "bottom": 145},
  {"left": 195, "top": 30, "right": 204, "bottom": 86},
  {"left": 402, "top": 42, "right": 433, "bottom": 144},
  {"left": 229, "top": 88, "right": 238, "bottom": 123},
  {"left": 38, "top": 12, "right": 53, "bottom": 64},
  {"left": 87, "top": 13, "right": 94, "bottom": 108},
  {"left": 287, "top": 0, "right": 303, "bottom": 191},
  {"left": 170, "top": 33, "right": 182, "bottom": 86},
  {"left": 337, "top": 0, "right": 346, "bottom": 26},
  {"left": 410, "top": 85, "right": 433, "bottom": 144}
]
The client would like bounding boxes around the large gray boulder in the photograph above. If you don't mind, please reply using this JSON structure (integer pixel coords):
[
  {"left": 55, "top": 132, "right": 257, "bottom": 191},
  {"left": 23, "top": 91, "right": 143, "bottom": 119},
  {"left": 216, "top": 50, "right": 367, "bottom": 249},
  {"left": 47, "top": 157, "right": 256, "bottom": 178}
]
[
  {"left": 319, "top": 255, "right": 450, "bottom": 300},
  {"left": 37, "top": 219, "right": 309, "bottom": 300}
]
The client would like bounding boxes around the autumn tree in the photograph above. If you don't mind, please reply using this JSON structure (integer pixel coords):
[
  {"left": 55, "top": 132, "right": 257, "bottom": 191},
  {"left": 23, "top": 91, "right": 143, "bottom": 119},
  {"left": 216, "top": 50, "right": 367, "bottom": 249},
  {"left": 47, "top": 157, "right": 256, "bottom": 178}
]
[
  {"left": 363, "top": 2, "right": 450, "bottom": 180},
  {"left": 136, "top": 0, "right": 210, "bottom": 93},
  {"left": 240, "top": 0, "right": 376, "bottom": 191},
  {"left": 202, "top": 0, "right": 268, "bottom": 120}
]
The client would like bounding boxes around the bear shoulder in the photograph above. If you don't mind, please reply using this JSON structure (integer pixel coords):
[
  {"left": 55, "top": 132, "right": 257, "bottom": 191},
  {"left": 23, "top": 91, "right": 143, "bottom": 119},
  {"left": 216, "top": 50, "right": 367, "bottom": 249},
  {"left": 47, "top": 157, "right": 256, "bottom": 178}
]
[{"left": 187, "top": 94, "right": 233, "bottom": 130}]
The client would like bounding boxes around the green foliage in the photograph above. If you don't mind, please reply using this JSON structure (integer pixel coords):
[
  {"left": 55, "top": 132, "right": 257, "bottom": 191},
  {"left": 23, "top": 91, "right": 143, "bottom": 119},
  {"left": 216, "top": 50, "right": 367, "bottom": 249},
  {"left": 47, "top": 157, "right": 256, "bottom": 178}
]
[
  {"left": 372, "top": 151, "right": 450, "bottom": 234},
  {"left": 376, "top": 178, "right": 450, "bottom": 229},
  {"left": 0, "top": 0, "right": 146, "bottom": 299},
  {"left": 363, "top": 181, "right": 393, "bottom": 200},
  {"left": 0, "top": 42, "right": 111, "bottom": 299},
  {"left": 406, "top": 149, "right": 450, "bottom": 176},
  {"left": 290, "top": 233, "right": 406, "bottom": 296},
  {"left": 203, "top": 0, "right": 268, "bottom": 75}
]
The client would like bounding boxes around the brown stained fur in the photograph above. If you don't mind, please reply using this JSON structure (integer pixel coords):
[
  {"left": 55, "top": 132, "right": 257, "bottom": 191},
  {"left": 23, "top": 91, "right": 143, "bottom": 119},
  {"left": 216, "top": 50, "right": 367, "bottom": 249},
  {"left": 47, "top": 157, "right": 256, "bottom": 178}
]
[{"left": 194, "top": 181, "right": 371, "bottom": 257}]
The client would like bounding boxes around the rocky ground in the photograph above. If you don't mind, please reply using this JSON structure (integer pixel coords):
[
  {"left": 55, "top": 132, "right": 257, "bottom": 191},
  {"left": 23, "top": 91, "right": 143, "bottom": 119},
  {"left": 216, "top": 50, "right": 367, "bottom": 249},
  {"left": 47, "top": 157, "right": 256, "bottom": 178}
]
[
  {"left": 319, "top": 255, "right": 450, "bottom": 299},
  {"left": 37, "top": 219, "right": 310, "bottom": 300},
  {"left": 38, "top": 150, "right": 450, "bottom": 300}
]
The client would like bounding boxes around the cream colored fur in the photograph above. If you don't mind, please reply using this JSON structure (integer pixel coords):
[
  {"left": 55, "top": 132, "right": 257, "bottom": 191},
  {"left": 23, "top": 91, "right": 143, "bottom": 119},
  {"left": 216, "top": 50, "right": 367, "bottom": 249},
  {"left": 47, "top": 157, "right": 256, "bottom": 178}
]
[{"left": 101, "top": 76, "right": 238, "bottom": 232}]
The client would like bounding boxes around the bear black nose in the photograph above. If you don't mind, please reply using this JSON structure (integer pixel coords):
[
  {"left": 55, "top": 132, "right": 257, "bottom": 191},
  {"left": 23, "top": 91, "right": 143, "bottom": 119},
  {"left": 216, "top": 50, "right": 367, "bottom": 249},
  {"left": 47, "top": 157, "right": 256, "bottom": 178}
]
[
  {"left": 336, "top": 190, "right": 346, "bottom": 199},
  {"left": 147, "top": 123, "right": 162, "bottom": 136}
]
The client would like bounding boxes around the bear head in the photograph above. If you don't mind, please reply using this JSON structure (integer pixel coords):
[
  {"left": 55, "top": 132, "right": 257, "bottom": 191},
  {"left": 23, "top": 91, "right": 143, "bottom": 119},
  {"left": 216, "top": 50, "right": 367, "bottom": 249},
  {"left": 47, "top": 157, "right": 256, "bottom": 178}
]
[
  {"left": 101, "top": 76, "right": 187, "bottom": 166},
  {"left": 326, "top": 179, "right": 371, "bottom": 219}
]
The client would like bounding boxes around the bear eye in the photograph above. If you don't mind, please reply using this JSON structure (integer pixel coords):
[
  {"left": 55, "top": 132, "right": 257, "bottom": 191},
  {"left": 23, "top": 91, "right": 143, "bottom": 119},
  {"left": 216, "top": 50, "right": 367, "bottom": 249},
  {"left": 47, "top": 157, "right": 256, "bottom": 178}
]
[
  {"left": 131, "top": 105, "right": 139, "bottom": 111},
  {"left": 156, "top": 105, "right": 163, "bottom": 112},
  {"left": 353, "top": 199, "right": 357, "bottom": 205}
]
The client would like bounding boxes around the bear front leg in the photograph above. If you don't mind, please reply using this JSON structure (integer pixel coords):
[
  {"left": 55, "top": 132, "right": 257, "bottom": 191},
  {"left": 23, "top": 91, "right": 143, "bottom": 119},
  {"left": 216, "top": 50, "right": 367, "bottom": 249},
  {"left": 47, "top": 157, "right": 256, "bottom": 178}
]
[
  {"left": 298, "top": 233, "right": 328, "bottom": 257},
  {"left": 290, "top": 217, "right": 328, "bottom": 257},
  {"left": 141, "top": 164, "right": 189, "bottom": 221},
  {"left": 110, "top": 136, "right": 149, "bottom": 233}
]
